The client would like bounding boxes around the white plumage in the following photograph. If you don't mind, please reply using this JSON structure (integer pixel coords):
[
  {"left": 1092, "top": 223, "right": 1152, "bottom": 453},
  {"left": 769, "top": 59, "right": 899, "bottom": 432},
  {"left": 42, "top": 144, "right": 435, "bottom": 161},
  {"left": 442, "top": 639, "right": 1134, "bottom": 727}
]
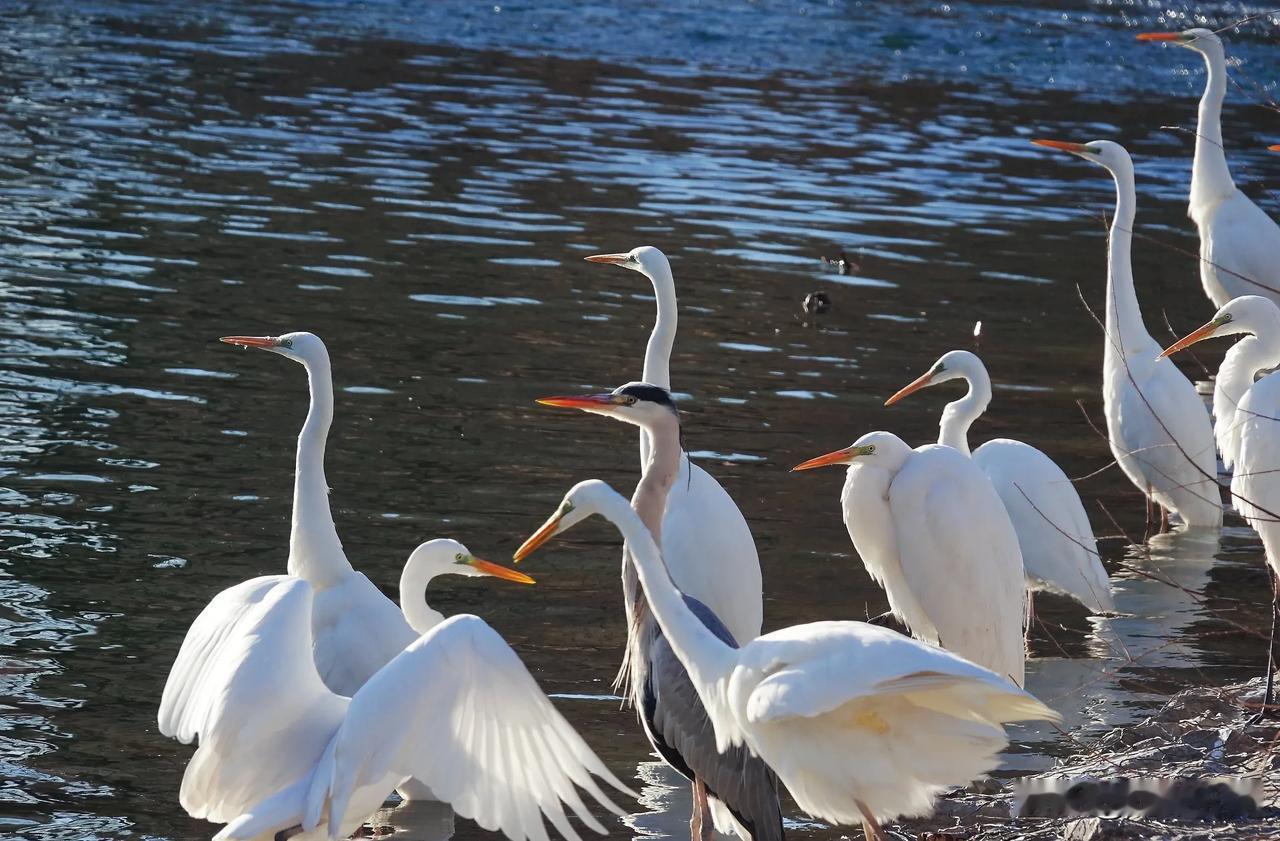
[
  {"left": 885, "top": 349, "right": 1113, "bottom": 613},
  {"left": 159, "top": 541, "right": 631, "bottom": 841},
  {"left": 793, "top": 430, "right": 1026, "bottom": 687},
  {"left": 516, "top": 479, "right": 1059, "bottom": 840}
]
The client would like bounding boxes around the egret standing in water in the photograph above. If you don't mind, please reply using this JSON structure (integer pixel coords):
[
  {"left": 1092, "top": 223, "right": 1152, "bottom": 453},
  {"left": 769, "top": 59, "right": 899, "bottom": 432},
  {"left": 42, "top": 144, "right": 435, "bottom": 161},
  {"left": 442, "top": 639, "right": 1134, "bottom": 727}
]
[
  {"left": 885, "top": 350, "right": 1114, "bottom": 617},
  {"left": 536, "top": 384, "right": 781, "bottom": 841},
  {"left": 792, "top": 431, "right": 1026, "bottom": 687},
  {"left": 583, "top": 248, "right": 762, "bottom": 646},
  {"left": 1137, "top": 29, "right": 1280, "bottom": 308},
  {"left": 1162, "top": 296, "right": 1280, "bottom": 714},
  {"left": 516, "top": 479, "right": 1059, "bottom": 841},
  {"left": 159, "top": 540, "right": 633, "bottom": 840},
  {"left": 1033, "top": 140, "right": 1222, "bottom": 530}
]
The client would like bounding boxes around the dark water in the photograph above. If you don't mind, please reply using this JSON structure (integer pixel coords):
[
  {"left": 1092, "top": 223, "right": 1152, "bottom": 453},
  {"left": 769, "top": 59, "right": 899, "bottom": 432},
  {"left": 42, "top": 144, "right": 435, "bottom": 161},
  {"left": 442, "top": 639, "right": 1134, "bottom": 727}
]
[{"left": 2, "top": 1, "right": 1279, "bottom": 838}]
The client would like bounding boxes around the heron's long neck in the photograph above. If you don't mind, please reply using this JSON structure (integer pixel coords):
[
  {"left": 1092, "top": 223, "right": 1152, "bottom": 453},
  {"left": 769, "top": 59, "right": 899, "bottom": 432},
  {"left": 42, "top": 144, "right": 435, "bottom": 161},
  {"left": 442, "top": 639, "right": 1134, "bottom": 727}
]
[
  {"left": 599, "top": 491, "right": 736, "bottom": 689},
  {"left": 938, "top": 373, "right": 990, "bottom": 455},
  {"left": 638, "top": 266, "right": 677, "bottom": 465},
  {"left": 398, "top": 565, "right": 446, "bottom": 635},
  {"left": 286, "top": 356, "right": 351, "bottom": 587},
  {"left": 1104, "top": 166, "right": 1151, "bottom": 355},
  {"left": 1190, "top": 47, "right": 1235, "bottom": 212}
]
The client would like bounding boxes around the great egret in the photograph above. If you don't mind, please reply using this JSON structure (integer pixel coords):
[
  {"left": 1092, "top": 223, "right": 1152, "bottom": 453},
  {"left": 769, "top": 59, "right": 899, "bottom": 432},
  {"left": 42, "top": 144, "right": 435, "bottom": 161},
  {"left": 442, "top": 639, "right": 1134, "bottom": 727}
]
[
  {"left": 515, "top": 479, "right": 1059, "bottom": 841},
  {"left": 158, "top": 540, "right": 634, "bottom": 840},
  {"left": 583, "top": 248, "right": 762, "bottom": 645},
  {"left": 535, "top": 383, "right": 781, "bottom": 841},
  {"left": 1032, "top": 140, "right": 1222, "bottom": 530},
  {"left": 1161, "top": 296, "right": 1280, "bottom": 713},
  {"left": 791, "top": 431, "right": 1026, "bottom": 687},
  {"left": 1137, "top": 29, "right": 1280, "bottom": 308},
  {"left": 885, "top": 350, "right": 1114, "bottom": 615}
]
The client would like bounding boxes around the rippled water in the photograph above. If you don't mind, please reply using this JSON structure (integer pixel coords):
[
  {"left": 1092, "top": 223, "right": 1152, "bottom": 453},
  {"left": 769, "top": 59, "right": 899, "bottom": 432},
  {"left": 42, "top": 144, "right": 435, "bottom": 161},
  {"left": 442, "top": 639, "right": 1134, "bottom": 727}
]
[{"left": 2, "top": 1, "right": 1278, "bottom": 838}]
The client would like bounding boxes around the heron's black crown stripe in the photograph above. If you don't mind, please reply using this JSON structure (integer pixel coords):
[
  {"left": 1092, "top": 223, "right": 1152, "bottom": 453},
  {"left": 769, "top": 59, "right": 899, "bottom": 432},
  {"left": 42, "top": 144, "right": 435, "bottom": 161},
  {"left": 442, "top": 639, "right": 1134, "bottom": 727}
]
[{"left": 618, "top": 383, "right": 676, "bottom": 407}]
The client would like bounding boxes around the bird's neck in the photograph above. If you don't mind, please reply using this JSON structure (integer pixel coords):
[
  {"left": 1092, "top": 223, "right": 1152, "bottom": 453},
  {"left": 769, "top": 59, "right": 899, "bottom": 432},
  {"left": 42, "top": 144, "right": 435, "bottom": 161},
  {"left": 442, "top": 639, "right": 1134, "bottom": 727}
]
[
  {"left": 1104, "top": 165, "right": 1151, "bottom": 354},
  {"left": 1190, "top": 47, "right": 1235, "bottom": 213},
  {"left": 287, "top": 356, "right": 351, "bottom": 587},
  {"left": 937, "top": 373, "right": 989, "bottom": 455},
  {"left": 398, "top": 564, "right": 446, "bottom": 636},
  {"left": 639, "top": 265, "right": 677, "bottom": 466},
  {"left": 632, "top": 413, "right": 682, "bottom": 542}
]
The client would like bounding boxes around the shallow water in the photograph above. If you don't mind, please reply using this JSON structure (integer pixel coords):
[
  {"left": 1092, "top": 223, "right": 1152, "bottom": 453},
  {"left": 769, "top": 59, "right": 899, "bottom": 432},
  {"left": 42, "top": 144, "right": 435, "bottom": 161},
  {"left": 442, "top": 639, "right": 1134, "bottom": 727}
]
[{"left": 1, "top": 1, "right": 1279, "bottom": 839}]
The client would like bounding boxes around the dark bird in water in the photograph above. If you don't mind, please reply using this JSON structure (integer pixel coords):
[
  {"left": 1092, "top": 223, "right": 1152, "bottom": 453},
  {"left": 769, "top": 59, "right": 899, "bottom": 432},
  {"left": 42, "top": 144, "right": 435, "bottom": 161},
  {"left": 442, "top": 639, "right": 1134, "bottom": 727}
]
[
  {"left": 803, "top": 291, "right": 831, "bottom": 315},
  {"left": 820, "top": 249, "right": 859, "bottom": 276}
]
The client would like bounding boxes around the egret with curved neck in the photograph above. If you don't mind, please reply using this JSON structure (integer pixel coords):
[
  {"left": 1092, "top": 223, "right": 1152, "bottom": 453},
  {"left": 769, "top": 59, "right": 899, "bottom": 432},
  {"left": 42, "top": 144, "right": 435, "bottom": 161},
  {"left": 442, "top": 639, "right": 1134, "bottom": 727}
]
[
  {"left": 1137, "top": 28, "right": 1280, "bottom": 308},
  {"left": 582, "top": 247, "right": 762, "bottom": 647},
  {"left": 516, "top": 479, "right": 1058, "bottom": 841},
  {"left": 885, "top": 350, "right": 1113, "bottom": 615},
  {"left": 1032, "top": 140, "right": 1222, "bottom": 531}
]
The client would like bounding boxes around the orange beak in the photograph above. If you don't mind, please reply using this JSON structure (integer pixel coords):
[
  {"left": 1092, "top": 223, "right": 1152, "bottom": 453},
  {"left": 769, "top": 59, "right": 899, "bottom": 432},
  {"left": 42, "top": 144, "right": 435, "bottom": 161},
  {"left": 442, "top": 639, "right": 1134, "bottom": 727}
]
[
  {"left": 469, "top": 556, "right": 536, "bottom": 584},
  {"left": 1032, "top": 138, "right": 1089, "bottom": 154},
  {"left": 1159, "top": 320, "right": 1223, "bottom": 358},
  {"left": 885, "top": 370, "right": 936, "bottom": 406},
  {"left": 513, "top": 511, "right": 565, "bottom": 563},
  {"left": 584, "top": 253, "right": 630, "bottom": 265},
  {"left": 791, "top": 447, "right": 856, "bottom": 472},
  {"left": 1135, "top": 32, "right": 1183, "bottom": 42},
  {"left": 1270, "top": 145, "right": 1280, "bottom": 153},
  {"left": 536, "top": 394, "right": 618, "bottom": 410},
  {"left": 220, "top": 335, "right": 277, "bottom": 349}
]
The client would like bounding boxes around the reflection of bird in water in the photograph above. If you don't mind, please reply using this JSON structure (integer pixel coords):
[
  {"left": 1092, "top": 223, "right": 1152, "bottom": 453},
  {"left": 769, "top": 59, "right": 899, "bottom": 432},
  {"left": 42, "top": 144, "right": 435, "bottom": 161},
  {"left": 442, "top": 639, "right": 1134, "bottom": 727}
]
[
  {"left": 366, "top": 798, "right": 456, "bottom": 841},
  {"left": 819, "top": 249, "right": 859, "bottom": 276},
  {"left": 793, "top": 430, "right": 1027, "bottom": 687},
  {"left": 1162, "top": 296, "right": 1280, "bottom": 713},
  {"left": 1032, "top": 140, "right": 1222, "bottom": 532},
  {"left": 884, "top": 349, "right": 1114, "bottom": 618},
  {"left": 158, "top": 541, "right": 631, "bottom": 840},
  {"left": 534, "top": 384, "right": 781, "bottom": 841},
  {"left": 518, "top": 478, "right": 1058, "bottom": 841}
]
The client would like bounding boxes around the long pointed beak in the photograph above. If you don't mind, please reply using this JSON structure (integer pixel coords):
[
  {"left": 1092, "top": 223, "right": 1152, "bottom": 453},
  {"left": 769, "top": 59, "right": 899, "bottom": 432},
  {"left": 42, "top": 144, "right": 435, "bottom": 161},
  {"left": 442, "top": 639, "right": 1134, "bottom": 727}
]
[
  {"left": 469, "top": 556, "right": 536, "bottom": 584},
  {"left": 791, "top": 447, "right": 855, "bottom": 472},
  {"left": 1159, "top": 321, "right": 1221, "bottom": 358},
  {"left": 1032, "top": 138, "right": 1089, "bottom": 154},
  {"left": 1270, "top": 145, "right": 1280, "bottom": 153},
  {"left": 536, "top": 394, "right": 618, "bottom": 410},
  {"left": 584, "top": 253, "right": 630, "bottom": 265},
  {"left": 1136, "top": 32, "right": 1182, "bottom": 42},
  {"left": 513, "top": 511, "right": 565, "bottom": 562},
  {"left": 885, "top": 371, "right": 935, "bottom": 406},
  {"left": 220, "top": 335, "right": 276, "bottom": 349}
]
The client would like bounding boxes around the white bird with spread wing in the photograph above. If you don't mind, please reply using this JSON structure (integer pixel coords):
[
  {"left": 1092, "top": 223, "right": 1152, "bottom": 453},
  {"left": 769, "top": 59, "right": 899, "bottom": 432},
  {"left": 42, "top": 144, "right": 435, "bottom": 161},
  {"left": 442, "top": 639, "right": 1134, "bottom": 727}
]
[
  {"left": 158, "top": 539, "right": 633, "bottom": 840},
  {"left": 884, "top": 349, "right": 1113, "bottom": 616},
  {"left": 791, "top": 431, "right": 1026, "bottom": 687},
  {"left": 1137, "top": 28, "right": 1280, "bottom": 310},
  {"left": 1033, "top": 139, "right": 1222, "bottom": 531},
  {"left": 515, "top": 479, "right": 1058, "bottom": 841}
]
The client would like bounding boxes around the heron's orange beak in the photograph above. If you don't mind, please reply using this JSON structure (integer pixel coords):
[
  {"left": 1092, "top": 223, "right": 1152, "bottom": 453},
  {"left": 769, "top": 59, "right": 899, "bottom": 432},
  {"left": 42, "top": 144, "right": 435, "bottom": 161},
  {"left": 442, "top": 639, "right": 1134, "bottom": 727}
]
[
  {"left": 1032, "top": 139, "right": 1089, "bottom": 154},
  {"left": 791, "top": 447, "right": 856, "bottom": 472},
  {"left": 1270, "top": 145, "right": 1280, "bottom": 153},
  {"left": 220, "top": 335, "right": 276, "bottom": 349},
  {"left": 1159, "top": 320, "right": 1223, "bottom": 358},
  {"left": 885, "top": 370, "right": 935, "bottom": 406},
  {"left": 469, "top": 556, "right": 536, "bottom": 584},
  {"left": 513, "top": 511, "right": 565, "bottom": 562},
  {"left": 585, "top": 253, "right": 630, "bottom": 265},
  {"left": 536, "top": 394, "right": 619, "bottom": 410},
  {"left": 1135, "top": 32, "right": 1182, "bottom": 42}
]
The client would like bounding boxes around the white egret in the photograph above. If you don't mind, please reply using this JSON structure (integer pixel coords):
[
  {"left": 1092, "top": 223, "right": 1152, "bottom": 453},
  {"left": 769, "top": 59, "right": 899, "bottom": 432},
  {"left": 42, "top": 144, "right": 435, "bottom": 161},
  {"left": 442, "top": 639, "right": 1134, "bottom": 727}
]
[
  {"left": 885, "top": 350, "right": 1114, "bottom": 615},
  {"left": 583, "top": 248, "right": 762, "bottom": 645},
  {"left": 515, "top": 479, "right": 1059, "bottom": 841},
  {"left": 1161, "top": 296, "right": 1280, "bottom": 713},
  {"left": 1137, "top": 29, "right": 1280, "bottom": 309},
  {"left": 535, "top": 384, "right": 781, "bottom": 841},
  {"left": 1033, "top": 139, "right": 1222, "bottom": 530},
  {"left": 158, "top": 539, "right": 633, "bottom": 840},
  {"left": 791, "top": 431, "right": 1026, "bottom": 687}
]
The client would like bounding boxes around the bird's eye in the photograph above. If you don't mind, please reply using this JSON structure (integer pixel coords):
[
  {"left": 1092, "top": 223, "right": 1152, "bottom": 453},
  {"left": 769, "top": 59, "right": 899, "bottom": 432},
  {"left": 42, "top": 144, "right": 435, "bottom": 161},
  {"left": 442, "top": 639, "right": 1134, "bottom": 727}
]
[
  {"left": 279, "top": 338, "right": 294, "bottom": 348},
  {"left": 454, "top": 552, "right": 464, "bottom": 562},
  {"left": 1221, "top": 313, "right": 1233, "bottom": 324},
  {"left": 626, "top": 396, "right": 637, "bottom": 406},
  {"left": 866, "top": 445, "right": 875, "bottom": 454},
  {"left": 931, "top": 364, "right": 944, "bottom": 375}
]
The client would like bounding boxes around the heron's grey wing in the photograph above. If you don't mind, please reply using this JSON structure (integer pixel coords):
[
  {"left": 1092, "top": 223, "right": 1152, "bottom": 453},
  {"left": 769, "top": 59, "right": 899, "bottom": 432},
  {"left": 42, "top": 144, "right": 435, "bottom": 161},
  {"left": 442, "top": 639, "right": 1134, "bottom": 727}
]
[{"left": 645, "top": 596, "right": 784, "bottom": 841}]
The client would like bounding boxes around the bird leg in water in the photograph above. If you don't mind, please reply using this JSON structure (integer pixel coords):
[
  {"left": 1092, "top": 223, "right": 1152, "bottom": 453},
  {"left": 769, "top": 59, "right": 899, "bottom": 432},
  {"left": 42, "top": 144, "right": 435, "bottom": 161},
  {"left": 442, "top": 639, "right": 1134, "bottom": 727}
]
[
  {"left": 855, "top": 800, "right": 887, "bottom": 841},
  {"left": 1160, "top": 505, "right": 1170, "bottom": 533},
  {"left": 1024, "top": 591, "right": 1035, "bottom": 647},
  {"left": 691, "top": 780, "right": 714, "bottom": 841},
  {"left": 1144, "top": 492, "right": 1155, "bottom": 541},
  {"left": 1249, "top": 570, "right": 1280, "bottom": 725}
]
